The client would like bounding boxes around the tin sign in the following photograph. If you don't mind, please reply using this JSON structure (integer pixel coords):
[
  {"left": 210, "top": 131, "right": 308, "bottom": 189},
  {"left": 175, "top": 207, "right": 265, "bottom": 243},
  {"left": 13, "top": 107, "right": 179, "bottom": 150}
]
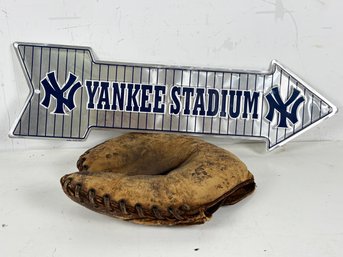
[{"left": 10, "top": 42, "right": 337, "bottom": 150}]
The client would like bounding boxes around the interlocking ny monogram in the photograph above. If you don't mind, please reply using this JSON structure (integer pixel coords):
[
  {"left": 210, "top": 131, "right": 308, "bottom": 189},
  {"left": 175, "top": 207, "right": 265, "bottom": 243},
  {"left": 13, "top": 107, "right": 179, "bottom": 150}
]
[
  {"left": 265, "top": 87, "right": 305, "bottom": 128},
  {"left": 40, "top": 72, "right": 82, "bottom": 114}
]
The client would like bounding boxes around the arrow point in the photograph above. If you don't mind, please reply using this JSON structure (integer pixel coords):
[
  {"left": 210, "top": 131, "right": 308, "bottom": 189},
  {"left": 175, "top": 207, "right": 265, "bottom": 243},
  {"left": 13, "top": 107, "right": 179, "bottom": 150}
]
[
  {"left": 270, "top": 59, "right": 282, "bottom": 71},
  {"left": 265, "top": 60, "right": 337, "bottom": 150}
]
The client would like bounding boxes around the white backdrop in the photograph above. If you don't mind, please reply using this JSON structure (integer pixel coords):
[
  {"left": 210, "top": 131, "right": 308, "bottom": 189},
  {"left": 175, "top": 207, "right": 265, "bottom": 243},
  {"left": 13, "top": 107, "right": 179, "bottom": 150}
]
[
  {"left": 1, "top": 2, "right": 343, "bottom": 257},
  {"left": 0, "top": 0, "right": 342, "bottom": 151}
]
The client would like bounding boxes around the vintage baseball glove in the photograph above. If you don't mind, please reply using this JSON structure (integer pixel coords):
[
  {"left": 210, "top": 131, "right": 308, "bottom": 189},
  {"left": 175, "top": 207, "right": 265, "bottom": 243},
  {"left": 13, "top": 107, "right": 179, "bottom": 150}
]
[{"left": 60, "top": 133, "right": 255, "bottom": 225}]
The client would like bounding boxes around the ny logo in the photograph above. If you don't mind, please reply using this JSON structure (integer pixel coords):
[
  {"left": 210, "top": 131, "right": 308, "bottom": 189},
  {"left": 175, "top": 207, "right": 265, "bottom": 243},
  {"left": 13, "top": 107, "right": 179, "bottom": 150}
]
[
  {"left": 40, "top": 71, "right": 82, "bottom": 114},
  {"left": 265, "top": 87, "right": 305, "bottom": 128}
]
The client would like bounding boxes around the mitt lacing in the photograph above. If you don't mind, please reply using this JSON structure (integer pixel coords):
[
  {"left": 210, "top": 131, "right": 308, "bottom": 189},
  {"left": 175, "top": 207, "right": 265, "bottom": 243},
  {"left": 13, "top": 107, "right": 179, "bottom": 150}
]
[
  {"left": 75, "top": 183, "right": 82, "bottom": 199},
  {"left": 152, "top": 206, "right": 164, "bottom": 219},
  {"left": 103, "top": 194, "right": 112, "bottom": 211},
  {"left": 118, "top": 199, "right": 128, "bottom": 214},
  {"left": 63, "top": 178, "right": 187, "bottom": 220}
]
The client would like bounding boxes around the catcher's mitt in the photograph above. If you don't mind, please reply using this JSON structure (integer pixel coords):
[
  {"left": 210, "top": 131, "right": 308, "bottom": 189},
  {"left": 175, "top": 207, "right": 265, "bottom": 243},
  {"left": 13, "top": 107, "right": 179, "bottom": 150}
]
[{"left": 60, "top": 133, "right": 255, "bottom": 225}]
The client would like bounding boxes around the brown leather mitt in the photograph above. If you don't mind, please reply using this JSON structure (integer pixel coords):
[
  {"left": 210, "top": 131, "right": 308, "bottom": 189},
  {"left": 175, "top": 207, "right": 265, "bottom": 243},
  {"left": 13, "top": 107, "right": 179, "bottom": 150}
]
[{"left": 60, "top": 133, "right": 255, "bottom": 225}]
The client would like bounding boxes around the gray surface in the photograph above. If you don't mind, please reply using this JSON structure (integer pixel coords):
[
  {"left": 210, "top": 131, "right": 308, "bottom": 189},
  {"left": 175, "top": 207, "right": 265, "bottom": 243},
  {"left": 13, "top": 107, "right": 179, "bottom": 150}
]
[{"left": 0, "top": 141, "right": 342, "bottom": 257}]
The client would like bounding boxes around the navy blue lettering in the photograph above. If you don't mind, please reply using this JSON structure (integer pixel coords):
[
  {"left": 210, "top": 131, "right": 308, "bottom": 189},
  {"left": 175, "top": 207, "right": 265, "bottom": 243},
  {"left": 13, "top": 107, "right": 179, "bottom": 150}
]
[
  {"left": 96, "top": 82, "right": 110, "bottom": 109},
  {"left": 220, "top": 89, "right": 228, "bottom": 117},
  {"left": 111, "top": 83, "right": 125, "bottom": 111},
  {"left": 153, "top": 85, "right": 166, "bottom": 113},
  {"left": 192, "top": 88, "right": 206, "bottom": 116},
  {"left": 86, "top": 80, "right": 99, "bottom": 109},
  {"left": 229, "top": 90, "right": 242, "bottom": 118},
  {"left": 140, "top": 84, "right": 152, "bottom": 112},
  {"left": 206, "top": 89, "right": 219, "bottom": 116},
  {"left": 126, "top": 83, "right": 140, "bottom": 112},
  {"left": 170, "top": 86, "right": 181, "bottom": 114},
  {"left": 242, "top": 91, "right": 260, "bottom": 119},
  {"left": 182, "top": 87, "right": 194, "bottom": 115}
]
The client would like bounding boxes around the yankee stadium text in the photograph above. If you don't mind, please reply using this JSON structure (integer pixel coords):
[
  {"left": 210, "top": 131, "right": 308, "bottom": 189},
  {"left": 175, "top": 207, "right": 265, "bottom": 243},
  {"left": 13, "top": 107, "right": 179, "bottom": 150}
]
[{"left": 85, "top": 81, "right": 261, "bottom": 120}]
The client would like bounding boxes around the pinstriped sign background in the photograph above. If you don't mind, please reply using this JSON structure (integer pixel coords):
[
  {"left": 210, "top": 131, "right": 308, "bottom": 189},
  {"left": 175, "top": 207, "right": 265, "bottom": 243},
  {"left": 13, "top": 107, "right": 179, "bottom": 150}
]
[{"left": 11, "top": 43, "right": 336, "bottom": 150}]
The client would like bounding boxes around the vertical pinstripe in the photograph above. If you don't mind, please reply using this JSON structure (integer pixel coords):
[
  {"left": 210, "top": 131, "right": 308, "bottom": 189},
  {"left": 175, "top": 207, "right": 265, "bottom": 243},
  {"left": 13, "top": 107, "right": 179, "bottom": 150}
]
[{"left": 11, "top": 44, "right": 336, "bottom": 150}]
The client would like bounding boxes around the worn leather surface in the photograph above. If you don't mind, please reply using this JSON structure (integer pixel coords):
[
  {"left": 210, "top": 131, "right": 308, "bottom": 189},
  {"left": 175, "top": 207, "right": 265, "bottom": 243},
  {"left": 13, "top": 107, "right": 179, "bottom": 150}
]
[{"left": 61, "top": 133, "right": 255, "bottom": 225}]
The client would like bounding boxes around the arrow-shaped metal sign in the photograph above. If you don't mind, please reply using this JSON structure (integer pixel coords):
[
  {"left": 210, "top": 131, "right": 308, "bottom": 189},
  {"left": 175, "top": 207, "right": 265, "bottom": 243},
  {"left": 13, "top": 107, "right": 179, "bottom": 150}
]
[{"left": 10, "top": 42, "right": 337, "bottom": 150}]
